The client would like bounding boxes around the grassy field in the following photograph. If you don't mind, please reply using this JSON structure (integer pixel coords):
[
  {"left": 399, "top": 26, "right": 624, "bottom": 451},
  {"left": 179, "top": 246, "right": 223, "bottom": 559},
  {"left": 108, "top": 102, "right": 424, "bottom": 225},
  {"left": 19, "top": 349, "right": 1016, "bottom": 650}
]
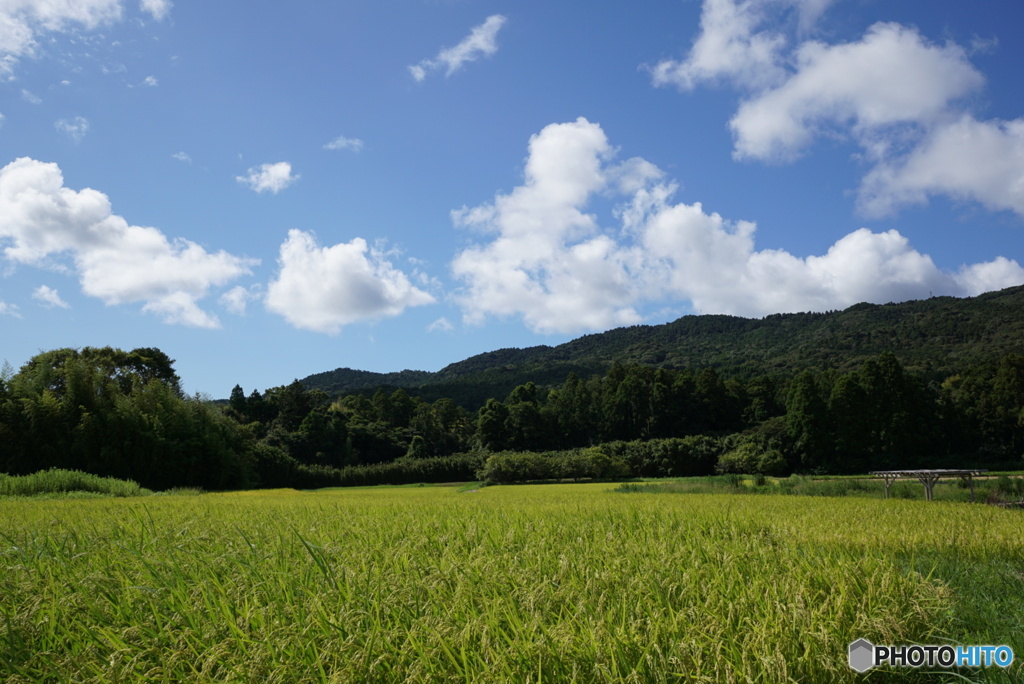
[{"left": 1, "top": 484, "right": 1022, "bottom": 683}]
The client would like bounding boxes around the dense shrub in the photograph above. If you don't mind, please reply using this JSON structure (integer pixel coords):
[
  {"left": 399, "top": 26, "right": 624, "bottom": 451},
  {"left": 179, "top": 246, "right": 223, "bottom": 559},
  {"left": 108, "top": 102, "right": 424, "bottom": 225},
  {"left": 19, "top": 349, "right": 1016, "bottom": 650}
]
[
  {"left": 600, "top": 437, "right": 720, "bottom": 478},
  {"left": 477, "top": 448, "right": 631, "bottom": 484},
  {"left": 757, "top": 449, "right": 788, "bottom": 476},
  {"left": 333, "top": 452, "right": 488, "bottom": 487},
  {"left": 289, "top": 452, "right": 487, "bottom": 489},
  {"left": 251, "top": 442, "right": 303, "bottom": 487},
  {"left": 476, "top": 451, "right": 556, "bottom": 484},
  {"left": 557, "top": 447, "right": 631, "bottom": 481},
  {"left": 717, "top": 441, "right": 790, "bottom": 476},
  {"left": 239, "top": 447, "right": 491, "bottom": 490}
]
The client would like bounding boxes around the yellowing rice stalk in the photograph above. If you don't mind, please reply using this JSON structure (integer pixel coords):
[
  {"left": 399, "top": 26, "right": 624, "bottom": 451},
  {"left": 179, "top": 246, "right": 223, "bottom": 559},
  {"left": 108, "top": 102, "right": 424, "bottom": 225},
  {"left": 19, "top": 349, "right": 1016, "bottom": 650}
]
[{"left": 1, "top": 484, "right": 1021, "bottom": 682}]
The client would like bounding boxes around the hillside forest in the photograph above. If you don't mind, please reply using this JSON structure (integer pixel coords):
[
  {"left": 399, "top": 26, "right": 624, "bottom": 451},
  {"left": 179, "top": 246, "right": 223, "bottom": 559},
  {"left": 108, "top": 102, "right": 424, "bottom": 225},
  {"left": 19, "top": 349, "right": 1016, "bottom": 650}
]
[{"left": 1, "top": 334, "right": 1022, "bottom": 490}]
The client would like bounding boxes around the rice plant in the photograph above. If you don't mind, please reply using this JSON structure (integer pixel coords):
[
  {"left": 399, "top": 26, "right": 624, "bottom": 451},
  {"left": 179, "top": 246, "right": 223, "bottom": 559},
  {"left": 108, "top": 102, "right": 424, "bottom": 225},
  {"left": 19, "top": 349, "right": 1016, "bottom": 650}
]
[{"left": 0, "top": 484, "right": 1020, "bottom": 682}]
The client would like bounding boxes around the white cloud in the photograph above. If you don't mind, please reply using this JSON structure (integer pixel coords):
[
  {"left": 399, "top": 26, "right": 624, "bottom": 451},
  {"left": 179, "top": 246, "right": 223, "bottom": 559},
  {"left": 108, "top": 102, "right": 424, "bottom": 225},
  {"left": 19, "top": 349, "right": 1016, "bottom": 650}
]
[
  {"left": 791, "top": 0, "right": 836, "bottom": 32},
  {"left": 21, "top": 88, "right": 40, "bottom": 103},
  {"left": 427, "top": 317, "right": 453, "bottom": 333},
  {"left": 409, "top": 14, "right": 506, "bottom": 81},
  {"left": 859, "top": 115, "right": 1024, "bottom": 217},
  {"left": 408, "top": 64, "right": 427, "bottom": 82},
  {"left": 954, "top": 257, "right": 1024, "bottom": 296},
  {"left": 141, "top": 74, "right": 157, "bottom": 87},
  {"left": 236, "top": 162, "right": 299, "bottom": 194},
  {"left": 139, "top": 0, "right": 170, "bottom": 21},
  {"left": 74, "top": 225, "right": 251, "bottom": 327},
  {"left": 0, "top": 0, "right": 123, "bottom": 78},
  {"left": 451, "top": 119, "right": 1024, "bottom": 333},
  {"left": 650, "top": 0, "right": 788, "bottom": 91},
  {"left": 632, "top": 189, "right": 1019, "bottom": 316},
  {"left": 55, "top": 116, "right": 90, "bottom": 142},
  {"left": 324, "top": 135, "right": 364, "bottom": 152},
  {"left": 219, "top": 285, "right": 254, "bottom": 315},
  {"left": 653, "top": 0, "right": 1024, "bottom": 218},
  {"left": 266, "top": 229, "right": 434, "bottom": 334},
  {"left": 452, "top": 118, "right": 651, "bottom": 333},
  {"left": 729, "top": 22, "right": 984, "bottom": 162},
  {"left": 32, "top": 284, "right": 68, "bottom": 308},
  {"left": 969, "top": 35, "right": 999, "bottom": 56},
  {"left": 0, "top": 300, "right": 20, "bottom": 317},
  {"left": 138, "top": 292, "right": 219, "bottom": 328},
  {"left": 171, "top": 151, "right": 191, "bottom": 163},
  {"left": 650, "top": 0, "right": 844, "bottom": 92},
  {"left": 0, "top": 157, "right": 256, "bottom": 327}
]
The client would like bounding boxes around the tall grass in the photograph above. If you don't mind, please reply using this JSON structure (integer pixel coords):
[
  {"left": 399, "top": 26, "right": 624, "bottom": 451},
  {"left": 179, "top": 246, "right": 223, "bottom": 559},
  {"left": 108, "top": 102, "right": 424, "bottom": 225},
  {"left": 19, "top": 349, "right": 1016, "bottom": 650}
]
[
  {"left": 0, "top": 468, "right": 152, "bottom": 498},
  {"left": 0, "top": 484, "right": 1020, "bottom": 682},
  {"left": 618, "top": 473, "right": 1024, "bottom": 503}
]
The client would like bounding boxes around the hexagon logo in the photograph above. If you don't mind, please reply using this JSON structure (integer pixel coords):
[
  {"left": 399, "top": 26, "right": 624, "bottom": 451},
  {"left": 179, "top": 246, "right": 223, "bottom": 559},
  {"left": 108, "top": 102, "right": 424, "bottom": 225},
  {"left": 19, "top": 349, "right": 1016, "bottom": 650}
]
[{"left": 849, "top": 639, "right": 875, "bottom": 673}]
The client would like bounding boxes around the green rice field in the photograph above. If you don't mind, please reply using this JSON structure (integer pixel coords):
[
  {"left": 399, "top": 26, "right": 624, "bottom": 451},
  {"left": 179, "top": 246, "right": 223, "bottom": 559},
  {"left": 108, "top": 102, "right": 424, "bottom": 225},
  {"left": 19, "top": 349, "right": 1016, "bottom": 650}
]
[{"left": 1, "top": 483, "right": 1022, "bottom": 682}]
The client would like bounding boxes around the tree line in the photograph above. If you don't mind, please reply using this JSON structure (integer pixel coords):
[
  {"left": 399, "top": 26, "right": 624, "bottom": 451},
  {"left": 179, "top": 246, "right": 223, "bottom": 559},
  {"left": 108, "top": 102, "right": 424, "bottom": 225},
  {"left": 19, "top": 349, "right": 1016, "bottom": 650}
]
[{"left": 1, "top": 346, "right": 1022, "bottom": 490}]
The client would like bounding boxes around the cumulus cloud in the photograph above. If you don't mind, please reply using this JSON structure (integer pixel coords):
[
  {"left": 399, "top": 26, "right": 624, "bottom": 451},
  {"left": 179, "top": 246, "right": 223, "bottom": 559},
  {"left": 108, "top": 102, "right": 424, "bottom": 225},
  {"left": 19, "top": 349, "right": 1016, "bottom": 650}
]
[
  {"left": 652, "top": 0, "right": 1024, "bottom": 218},
  {"left": 141, "top": 75, "right": 157, "bottom": 87},
  {"left": 859, "top": 115, "right": 1024, "bottom": 217},
  {"left": 236, "top": 162, "right": 299, "bottom": 194},
  {"left": 324, "top": 135, "right": 364, "bottom": 152},
  {"left": 0, "top": 0, "right": 123, "bottom": 78},
  {"left": 410, "top": 14, "right": 506, "bottom": 81},
  {"left": 631, "top": 191, "right": 1019, "bottom": 317},
  {"left": 452, "top": 118, "right": 648, "bottom": 333},
  {"left": 729, "top": 22, "right": 983, "bottom": 162},
  {"left": 650, "top": 0, "right": 787, "bottom": 91},
  {"left": 650, "top": 0, "right": 845, "bottom": 92},
  {"left": 266, "top": 229, "right": 434, "bottom": 334},
  {"left": 32, "top": 284, "right": 68, "bottom": 308},
  {"left": 171, "top": 151, "right": 191, "bottom": 163},
  {"left": 219, "top": 285, "right": 255, "bottom": 315},
  {"left": 139, "top": 0, "right": 171, "bottom": 21},
  {"left": 451, "top": 119, "right": 1024, "bottom": 333},
  {"left": 0, "top": 300, "right": 20, "bottom": 317},
  {"left": 55, "top": 116, "right": 90, "bottom": 142},
  {"left": 0, "top": 157, "right": 256, "bottom": 327},
  {"left": 954, "top": 257, "right": 1024, "bottom": 296}
]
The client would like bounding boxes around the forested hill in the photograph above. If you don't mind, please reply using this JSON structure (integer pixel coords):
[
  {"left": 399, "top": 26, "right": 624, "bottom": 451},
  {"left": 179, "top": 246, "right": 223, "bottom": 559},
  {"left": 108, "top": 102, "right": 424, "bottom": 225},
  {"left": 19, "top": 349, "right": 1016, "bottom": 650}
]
[{"left": 302, "top": 285, "right": 1024, "bottom": 407}]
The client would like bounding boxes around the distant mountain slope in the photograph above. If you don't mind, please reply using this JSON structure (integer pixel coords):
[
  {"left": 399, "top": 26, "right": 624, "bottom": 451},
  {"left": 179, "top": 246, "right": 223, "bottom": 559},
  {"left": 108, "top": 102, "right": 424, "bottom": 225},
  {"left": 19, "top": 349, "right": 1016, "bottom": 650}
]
[
  {"left": 301, "top": 285, "right": 1024, "bottom": 407},
  {"left": 300, "top": 367, "right": 434, "bottom": 394}
]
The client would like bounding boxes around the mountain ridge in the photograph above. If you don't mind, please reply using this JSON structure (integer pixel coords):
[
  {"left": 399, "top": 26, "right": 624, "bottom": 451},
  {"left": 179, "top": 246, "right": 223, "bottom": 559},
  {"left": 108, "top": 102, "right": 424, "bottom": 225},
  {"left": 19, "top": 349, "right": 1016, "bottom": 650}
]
[{"left": 300, "top": 285, "right": 1024, "bottom": 407}]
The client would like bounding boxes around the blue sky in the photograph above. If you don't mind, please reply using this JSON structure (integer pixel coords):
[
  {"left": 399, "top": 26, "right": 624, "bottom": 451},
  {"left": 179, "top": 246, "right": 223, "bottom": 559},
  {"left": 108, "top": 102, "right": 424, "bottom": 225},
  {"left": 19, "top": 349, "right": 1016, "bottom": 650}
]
[{"left": 1, "top": 0, "right": 1023, "bottom": 397}]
